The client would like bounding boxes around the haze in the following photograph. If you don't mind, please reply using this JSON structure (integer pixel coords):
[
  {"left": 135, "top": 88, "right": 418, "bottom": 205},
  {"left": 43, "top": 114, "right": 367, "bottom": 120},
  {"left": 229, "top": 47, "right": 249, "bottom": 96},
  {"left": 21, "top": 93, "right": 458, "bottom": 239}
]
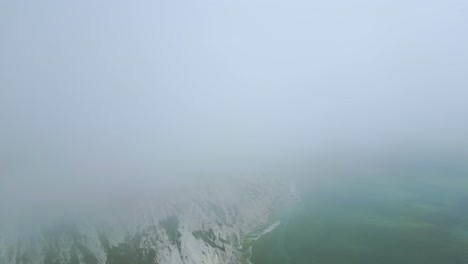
[{"left": 1, "top": 0, "right": 468, "bottom": 219}]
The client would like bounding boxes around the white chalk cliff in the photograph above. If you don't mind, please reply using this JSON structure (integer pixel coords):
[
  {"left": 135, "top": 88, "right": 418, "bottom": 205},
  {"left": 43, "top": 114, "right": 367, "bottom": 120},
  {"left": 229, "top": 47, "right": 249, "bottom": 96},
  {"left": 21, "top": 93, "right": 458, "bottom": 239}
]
[{"left": 0, "top": 176, "right": 288, "bottom": 264}]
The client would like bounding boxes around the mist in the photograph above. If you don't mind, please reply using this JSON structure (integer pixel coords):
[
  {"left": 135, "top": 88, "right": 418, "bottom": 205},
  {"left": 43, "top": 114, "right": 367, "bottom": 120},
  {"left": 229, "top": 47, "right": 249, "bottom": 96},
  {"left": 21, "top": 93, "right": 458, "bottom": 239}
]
[{"left": 1, "top": 0, "right": 468, "bottom": 225}]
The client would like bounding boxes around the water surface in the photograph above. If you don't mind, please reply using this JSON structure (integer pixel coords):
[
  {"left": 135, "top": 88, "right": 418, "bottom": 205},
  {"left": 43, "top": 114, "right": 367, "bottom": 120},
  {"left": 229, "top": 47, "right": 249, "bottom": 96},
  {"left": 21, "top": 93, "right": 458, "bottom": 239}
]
[{"left": 250, "top": 159, "right": 468, "bottom": 264}]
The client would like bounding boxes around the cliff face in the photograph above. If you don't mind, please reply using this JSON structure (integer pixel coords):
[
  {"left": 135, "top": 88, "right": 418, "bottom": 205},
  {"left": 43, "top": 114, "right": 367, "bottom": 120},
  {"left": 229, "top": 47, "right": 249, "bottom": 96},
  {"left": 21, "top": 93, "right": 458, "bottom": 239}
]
[{"left": 0, "top": 176, "right": 287, "bottom": 264}]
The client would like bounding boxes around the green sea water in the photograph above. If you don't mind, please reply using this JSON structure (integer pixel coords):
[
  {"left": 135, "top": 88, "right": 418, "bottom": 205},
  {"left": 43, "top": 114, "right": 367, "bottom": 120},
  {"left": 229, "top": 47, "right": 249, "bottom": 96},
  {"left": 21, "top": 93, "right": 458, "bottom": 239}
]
[{"left": 250, "top": 159, "right": 468, "bottom": 264}]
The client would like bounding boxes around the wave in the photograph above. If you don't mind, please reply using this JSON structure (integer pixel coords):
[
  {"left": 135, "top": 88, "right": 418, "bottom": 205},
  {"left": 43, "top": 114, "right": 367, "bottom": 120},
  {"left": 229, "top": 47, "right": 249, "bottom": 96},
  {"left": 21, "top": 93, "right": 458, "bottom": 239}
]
[{"left": 249, "top": 221, "right": 281, "bottom": 241}]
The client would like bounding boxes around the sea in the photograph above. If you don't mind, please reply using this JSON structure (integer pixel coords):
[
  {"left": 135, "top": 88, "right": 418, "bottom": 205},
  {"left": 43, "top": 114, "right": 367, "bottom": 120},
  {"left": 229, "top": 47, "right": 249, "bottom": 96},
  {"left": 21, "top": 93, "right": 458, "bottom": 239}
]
[{"left": 247, "top": 156, "right": 468, "bottom": 264}]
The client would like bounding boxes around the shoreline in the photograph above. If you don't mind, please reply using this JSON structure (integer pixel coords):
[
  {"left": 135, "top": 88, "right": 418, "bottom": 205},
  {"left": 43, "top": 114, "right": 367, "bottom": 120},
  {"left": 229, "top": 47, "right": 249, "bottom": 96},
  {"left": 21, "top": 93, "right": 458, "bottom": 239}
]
[{"left": 240, "top": 183, "right": 301, "bottom": 264}]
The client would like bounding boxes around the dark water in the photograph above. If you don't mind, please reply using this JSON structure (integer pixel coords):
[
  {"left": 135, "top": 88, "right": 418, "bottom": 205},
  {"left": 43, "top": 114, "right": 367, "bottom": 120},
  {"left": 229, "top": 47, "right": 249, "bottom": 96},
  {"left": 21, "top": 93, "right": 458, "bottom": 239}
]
[{"left": 251, "top": 160, "right": 468, "bottom": 264}]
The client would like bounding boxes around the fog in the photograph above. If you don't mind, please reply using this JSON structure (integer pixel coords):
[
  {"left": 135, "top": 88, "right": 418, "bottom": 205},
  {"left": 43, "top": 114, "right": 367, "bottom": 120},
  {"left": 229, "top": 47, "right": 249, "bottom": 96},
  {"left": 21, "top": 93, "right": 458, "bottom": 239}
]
[{"left": 1, "top": 0, "right": 468, "bottom": 221}]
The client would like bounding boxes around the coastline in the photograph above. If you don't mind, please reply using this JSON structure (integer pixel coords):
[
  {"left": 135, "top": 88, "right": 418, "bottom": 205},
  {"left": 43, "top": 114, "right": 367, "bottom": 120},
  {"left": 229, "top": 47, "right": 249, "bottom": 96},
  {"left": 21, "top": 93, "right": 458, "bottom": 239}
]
[{"left": 240, "top": 183, "right": 301, "bottom": 264}]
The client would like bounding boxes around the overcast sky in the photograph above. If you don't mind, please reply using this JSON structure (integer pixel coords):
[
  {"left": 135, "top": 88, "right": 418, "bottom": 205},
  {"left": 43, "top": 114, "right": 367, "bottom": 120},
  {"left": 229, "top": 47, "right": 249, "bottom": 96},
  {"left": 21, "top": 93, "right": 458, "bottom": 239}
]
[{"left": 1, "top": 0, "right": 468, "bottom": 211}]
